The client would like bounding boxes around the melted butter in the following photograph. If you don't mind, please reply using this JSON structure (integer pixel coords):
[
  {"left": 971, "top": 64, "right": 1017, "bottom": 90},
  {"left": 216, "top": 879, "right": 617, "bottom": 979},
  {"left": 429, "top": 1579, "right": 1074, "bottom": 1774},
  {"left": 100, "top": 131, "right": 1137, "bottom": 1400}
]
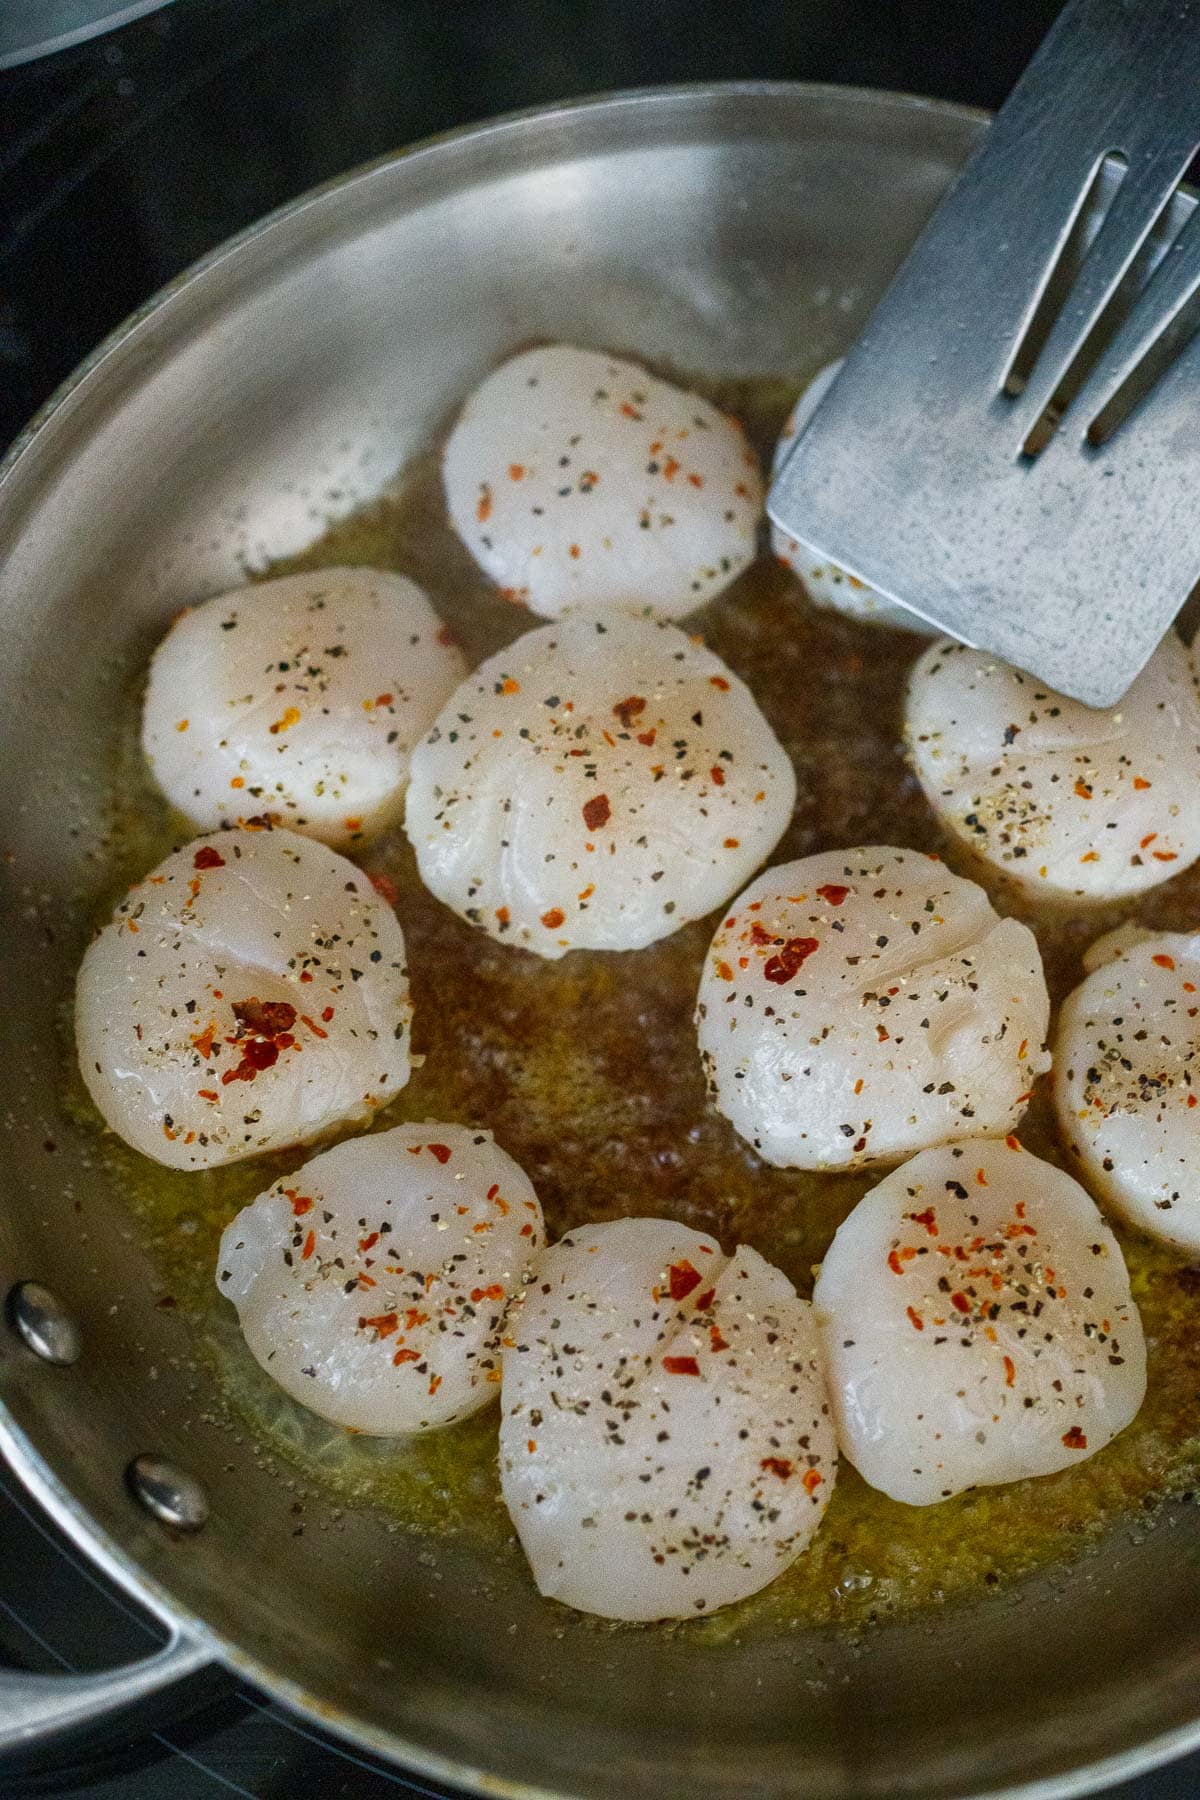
[{"left": 70, "top": 373, "right": 1200, "bottom": 1639}]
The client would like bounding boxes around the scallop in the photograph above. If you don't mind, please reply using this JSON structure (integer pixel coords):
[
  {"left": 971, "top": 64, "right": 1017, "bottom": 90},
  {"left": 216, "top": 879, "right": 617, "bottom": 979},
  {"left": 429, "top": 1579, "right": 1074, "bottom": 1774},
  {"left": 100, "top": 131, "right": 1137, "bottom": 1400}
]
[
  {"left": 442, "top": 344, "right": 763, "bottom": 620},
  {"left": 1056, "top": 929, "right": 1200, "bottom": 1253},
  {"left": 217, "top": 1124, "right": 544, "bottom": 1433},
  {"left": 499, "top": 1217, "right": 836, "bottom": 1621},
  {"left": 770, "top": 361, "right": 914, "bottom": 628},
  {"left": 905, "top": 633, "right": 1200, "bottom": 903},
  {"left": 813, "top": 1137, "right": 1146, "bottom": 1505},
  {"left": 75, "top": 826, "right": 411, "bottom": 1169},
  {"left": 142, "top": 567, "right": 466, "bottom": 850},
  {"left": 696, "top": 846, "right": 1050, "bottom": 1171},
  {"left": 405, "top": 610, "right": 795, "bottom": 956}
]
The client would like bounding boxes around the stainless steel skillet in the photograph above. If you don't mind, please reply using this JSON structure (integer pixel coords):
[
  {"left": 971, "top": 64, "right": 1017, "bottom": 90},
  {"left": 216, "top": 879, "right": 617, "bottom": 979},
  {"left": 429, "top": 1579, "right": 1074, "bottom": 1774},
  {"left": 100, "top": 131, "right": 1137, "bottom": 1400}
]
[{"left": 2, "top": 81, "right": 1199, "bottom": 1800}]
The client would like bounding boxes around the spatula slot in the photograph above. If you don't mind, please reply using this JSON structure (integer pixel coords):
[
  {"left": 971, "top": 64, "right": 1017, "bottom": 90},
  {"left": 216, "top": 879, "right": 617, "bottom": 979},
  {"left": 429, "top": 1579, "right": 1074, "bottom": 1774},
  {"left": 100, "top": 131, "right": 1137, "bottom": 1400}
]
[
  {"left": 1003, "top": 152, "right": 1121, "bottom": 403},
  {"left": 1015, "top": 157, "right": 1200, "bottom": 461}
]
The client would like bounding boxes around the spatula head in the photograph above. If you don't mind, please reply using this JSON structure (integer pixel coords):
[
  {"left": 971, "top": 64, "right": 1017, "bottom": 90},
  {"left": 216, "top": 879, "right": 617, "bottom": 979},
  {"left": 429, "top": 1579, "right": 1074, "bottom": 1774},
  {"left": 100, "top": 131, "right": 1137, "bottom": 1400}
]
[{"left": 768, "top": 0, "right": 1200, "bottom": 709}]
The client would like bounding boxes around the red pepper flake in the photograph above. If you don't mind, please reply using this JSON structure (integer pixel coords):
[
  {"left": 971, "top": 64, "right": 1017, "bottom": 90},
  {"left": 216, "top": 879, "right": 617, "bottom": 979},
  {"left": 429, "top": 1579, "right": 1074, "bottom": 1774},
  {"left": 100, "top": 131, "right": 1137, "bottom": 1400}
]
[
  {"left": 694, "top": 1287, "right": 716, "bottom": 1311},
  {"left": 802, "top": 1469, "right": 824, "bottom": 1496},
  {"left": 613, "top": 695, "right": 647, "bottom": 728},
  {"left": 426, "top": 1143, "right": 452, "bottom": 1164},
  {"left": 668, "top": 1260, "right": 702, "bottom": 1301},
  {"left": 906, "top": 1306, "right": 925, "bottom": 1331},
  {"left": 1133, "top": 776, "right": 1151, "bottom": 790},
  {"left": 541, "top": 908, "right": 565, "bottom": 929},
  {"left": 429, "top": 1375, "right": 443, "bottom": 1396},
  {"left": 500, "top": 677, "right": 520, "bottom": 695},
  {"left": 815, "top": 883, "right": 850, "bottom": 906},
  {"left": 476, "top": 483, "right": 492, "bottom": 522},
  {"left": 392, "top": 1347, "right": 420, "bottom": 1365},
  {"left": 1062, "top": 1425, "right": 1088, "bottom": 1450},
  {"left": 908, "top": 1207, "right": 939, "bottom": 1235},
  {"left": 1003, "top": 1355, "right": 1016, "bottom": 1388},
  {"left": 686, "top": 471, "right": 704, "bottom": 488},
  {"left": 359, "top": 1231, "right": 380, "bottom": 1252},
  {"left": 568, "top": 543, "right": 581, "bottom": 560},
  {"left": 1074, "top": 779, "right": 1093, "bottom": 800},
  {"left": 1006, "top": 1135, "right": 1021, "bottom": 1151},
  {"left": 1153, "top": 850, "right": 1179, "bottom": 862},
  {"left": 723, "top": 837, "right": 740, "bottom": 849},
  {"left": 760, "top": 1457, "right": 793, "bottom": 1480},
  {"left": 495, "top": 905, "right": 510, "bottom": 924},
  {"left": 887, "top": 1250, "right": 905, "bottom": 1276},
  {"left": 1080, "top": 851, "right": 1099, "bottom": 863},
  {"left": 196, "top": 1089, "right": 218, "bottom": 1103},
  {"left": 582, "top": 794, "right": 611, "bottom": 831},
  {"left": 470, "top": 1284, "right": 505, "bottom": 1303},
  {"left": 709, "top": 765, "right": 726, "bottom": 786},
  {"left": 763, "top": 937, "right": 819, "bottom": 984},
  {"left": 221, "top": 1039, "right": 280, "bottom": 1083},
  {"left": 709, "top": 675, "right": 730, "bottom": 691},
  {"left": 287, "top": 1191, "right": 314, "bottom": 1217},
  {"left": 234, "top": 997, "right": 298, "bottom": 1037},
  {"left": 508, "top": 463, "right": 525, "bottom": 481},
  {"left": 620, "top": 401, "right": 642, "bottom": 420},
  {"left": 190, "top": 1022, "right": 217, "bottom": 1059},
  {"left": 193, "top": 846, "right": 225, "bottom": 870},
  {"left": 709, "top": 1325, "right": 729, "bottom": 1351},
  {"left": 301, "top": 1231, "right": 316, "bottom": 1261},
  {"left": 749, "top": 921, "right": 775, "bottom": 946},
  {"left": 661, "top": 456, "right": 680, "bottom": 480},
  {"left": 662, "top": 1355, "right": 701, "bottom": 1376},
  {"left": 950, "top": 1291, "right": 971, "bottom": 1314},
  {"left": 715, "top": 959, "right": 734, "bottom": 982},
  {"left": 361, "top": 1310, "right": 398, "bottom": 1338},
  {"left": 1153, "top": 953, "right": 1176, "bottom": 969}
]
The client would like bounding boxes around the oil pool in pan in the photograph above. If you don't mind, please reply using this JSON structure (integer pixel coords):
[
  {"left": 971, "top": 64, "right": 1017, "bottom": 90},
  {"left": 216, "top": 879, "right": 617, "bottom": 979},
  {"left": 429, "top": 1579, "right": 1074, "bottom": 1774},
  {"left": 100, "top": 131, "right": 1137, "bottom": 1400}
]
[{"left": 61, "top": 368, "right": 1200, "bottom": 1644}]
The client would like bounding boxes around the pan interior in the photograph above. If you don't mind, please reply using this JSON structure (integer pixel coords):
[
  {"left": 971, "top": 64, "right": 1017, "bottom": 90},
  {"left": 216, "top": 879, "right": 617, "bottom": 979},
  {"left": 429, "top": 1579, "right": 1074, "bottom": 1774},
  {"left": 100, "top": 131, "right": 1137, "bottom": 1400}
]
[{"left": 2, "top": 84, "right": 1200, "bottom": 1800}]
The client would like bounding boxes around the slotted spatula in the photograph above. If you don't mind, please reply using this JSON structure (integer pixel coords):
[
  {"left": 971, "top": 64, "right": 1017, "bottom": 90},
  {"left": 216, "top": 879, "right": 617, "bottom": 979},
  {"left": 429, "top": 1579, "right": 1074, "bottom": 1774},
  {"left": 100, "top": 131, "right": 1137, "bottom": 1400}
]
[{"left": 768, "top": 0, "right": 1200, "bottom": 707}]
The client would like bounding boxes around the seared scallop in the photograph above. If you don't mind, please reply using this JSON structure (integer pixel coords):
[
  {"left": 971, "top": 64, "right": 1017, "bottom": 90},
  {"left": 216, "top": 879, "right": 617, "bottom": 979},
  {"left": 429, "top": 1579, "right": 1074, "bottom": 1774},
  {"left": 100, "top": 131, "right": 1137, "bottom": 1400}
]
[
  {"left": 142, "top": 567, "right": 466, "bottom": 849},
  {"left": 905, "top": 634, "right": 1200, "bottom": 903},
  {"left": 770, "top": 361, "right": 913, "bottom": 628},
  {"left": 75, "top": 826, "right": 411, "bottom": 1169},
  {"left": 218, "top": 1124, "right": 544, "bottom": 1433},
  {"left": 1056, "top": 929, "right": 1200, "bottom": 1253},
  {"left": 442, "top": 344, "right": 763, "bottom": 619},
  {"left": 499, "top": 1217, "right": 836, "bottom": 1620},
  {"left": 405, "top": 610, "right": 795, "bottom": 956},
  {"left": 813, "top": 1137, "right": 1146, "bottom": 1505},
  {"left": 696, "top": 846, "right": 1050, "bottom": 1170}
]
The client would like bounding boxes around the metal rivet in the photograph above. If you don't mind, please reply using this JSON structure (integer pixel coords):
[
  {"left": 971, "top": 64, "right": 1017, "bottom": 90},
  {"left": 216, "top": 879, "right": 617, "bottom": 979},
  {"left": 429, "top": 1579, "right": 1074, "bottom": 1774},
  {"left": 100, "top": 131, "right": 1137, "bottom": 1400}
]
[
  {"left": 6, "top": 1281, "right": 82, "bottom": 1366},
  {"left": 127, "top": 1456, "right": 209, "bottom": 1532}
]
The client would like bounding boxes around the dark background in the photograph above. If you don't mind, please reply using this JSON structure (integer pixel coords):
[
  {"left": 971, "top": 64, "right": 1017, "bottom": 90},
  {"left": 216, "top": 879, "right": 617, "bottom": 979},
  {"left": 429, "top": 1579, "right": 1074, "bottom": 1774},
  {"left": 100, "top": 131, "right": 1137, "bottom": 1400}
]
[{"left": 2, "top": 1, "right": 1194, "bottom": 1796}]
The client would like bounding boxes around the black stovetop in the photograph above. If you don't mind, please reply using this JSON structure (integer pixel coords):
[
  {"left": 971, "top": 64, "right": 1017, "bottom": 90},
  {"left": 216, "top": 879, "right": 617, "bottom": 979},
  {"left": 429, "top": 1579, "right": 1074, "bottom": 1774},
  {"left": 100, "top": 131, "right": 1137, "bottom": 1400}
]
[{"left": 2, "top": 2, "right": 1198, "bottom": 1795}]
